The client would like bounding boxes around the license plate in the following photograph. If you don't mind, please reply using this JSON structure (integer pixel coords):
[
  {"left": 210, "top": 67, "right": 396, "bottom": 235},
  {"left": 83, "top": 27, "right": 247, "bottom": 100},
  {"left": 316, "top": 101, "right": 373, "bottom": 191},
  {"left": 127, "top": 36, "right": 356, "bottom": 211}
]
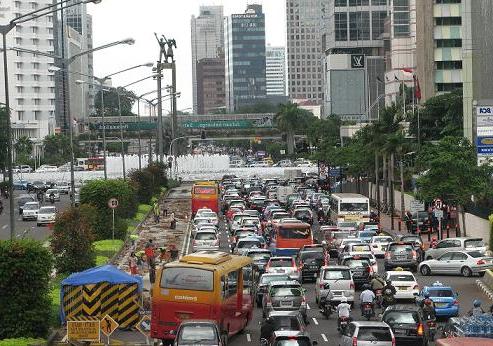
[
  {"left": 398, "top": 287, "right": 407, "bottom": 291},
  {"left": 310, "top": 266, "right": 318, "bottom": 269},
  {"left": 281, "top": 301, "right": 293, "bottom": 307},
  {"left": 332, "top": 292, "right": 342, "bottom": 296},
  {"left": 394, "top": 329, "right": 407, "bottom": 335},
  {"left": 435, "top": 302, "right": 448, "bottom": 307},
  {"left": 276, "top": 269, "right": 285, "bottom": 273}
]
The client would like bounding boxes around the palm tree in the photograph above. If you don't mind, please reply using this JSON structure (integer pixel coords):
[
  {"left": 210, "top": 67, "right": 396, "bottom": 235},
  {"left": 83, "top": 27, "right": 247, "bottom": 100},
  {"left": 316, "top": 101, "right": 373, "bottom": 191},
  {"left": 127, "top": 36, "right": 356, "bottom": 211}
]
[
  {"left": 15, "top": 136, "right": 33, "bottom": 156},
  {"left": 275, "top": 102, "right": 305, "bottom": 155}
]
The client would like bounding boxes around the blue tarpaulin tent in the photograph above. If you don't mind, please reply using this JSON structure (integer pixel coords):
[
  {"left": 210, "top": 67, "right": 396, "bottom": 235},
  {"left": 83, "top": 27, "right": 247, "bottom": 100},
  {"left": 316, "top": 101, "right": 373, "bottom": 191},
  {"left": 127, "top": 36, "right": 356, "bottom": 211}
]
[{"left": 60, "top": 265, "right": 143, "bottom": 323}]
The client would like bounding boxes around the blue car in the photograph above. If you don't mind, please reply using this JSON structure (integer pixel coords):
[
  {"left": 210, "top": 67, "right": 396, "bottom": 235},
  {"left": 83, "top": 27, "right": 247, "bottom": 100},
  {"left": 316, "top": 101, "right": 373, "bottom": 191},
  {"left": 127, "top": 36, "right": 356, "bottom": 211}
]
[
  {"left": 357, "top": 230, "right": 377, "bottom": 243},
  {"left": 417, "top": 281, "right": 459, "bottom": 318}
]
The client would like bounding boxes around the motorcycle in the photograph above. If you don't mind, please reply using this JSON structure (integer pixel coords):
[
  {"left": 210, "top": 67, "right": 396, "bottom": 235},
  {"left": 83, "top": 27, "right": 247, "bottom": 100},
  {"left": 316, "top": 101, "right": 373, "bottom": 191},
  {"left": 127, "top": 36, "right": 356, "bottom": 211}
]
[
  {"left": 49, "top": 195, "right": 55, "bottom": 204},
  {"left": 426, "top": 318, "right": 437, "bottom": 341},
  {"left": 382, "top": 288, "right": 396, "bottom": 308},
  {"left": 338, "top": 316, "right": 350, "bottom": 334},
  {"left": 319, "top": 287, "right": 335, "bottom": 319},
  {"left": 361, "top": 302, "right": 374, "bottom": 321},
  {"left": 374, "top": 289, "right": 383, "bottom": 308}
]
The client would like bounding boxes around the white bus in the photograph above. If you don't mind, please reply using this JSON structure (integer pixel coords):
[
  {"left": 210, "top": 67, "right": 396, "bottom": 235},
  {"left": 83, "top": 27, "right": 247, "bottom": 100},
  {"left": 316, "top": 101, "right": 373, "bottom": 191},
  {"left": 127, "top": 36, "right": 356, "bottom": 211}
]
[{"left": 329, "top": 193, "right": 370, "bottom": 225}]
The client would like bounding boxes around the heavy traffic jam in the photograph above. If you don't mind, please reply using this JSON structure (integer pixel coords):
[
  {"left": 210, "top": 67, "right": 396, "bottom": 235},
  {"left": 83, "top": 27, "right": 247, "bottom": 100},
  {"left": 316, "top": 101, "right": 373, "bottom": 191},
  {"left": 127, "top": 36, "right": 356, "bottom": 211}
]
[{"left": 151, "top": 175, "right": 493, "bottom": 346}]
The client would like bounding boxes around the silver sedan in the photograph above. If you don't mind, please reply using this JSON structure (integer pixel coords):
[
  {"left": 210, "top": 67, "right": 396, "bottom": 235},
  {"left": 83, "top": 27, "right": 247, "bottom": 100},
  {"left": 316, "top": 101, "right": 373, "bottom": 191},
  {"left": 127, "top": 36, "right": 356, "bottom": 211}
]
[{"left": 418, "top": 250, "right": 493, "bottom": 277}]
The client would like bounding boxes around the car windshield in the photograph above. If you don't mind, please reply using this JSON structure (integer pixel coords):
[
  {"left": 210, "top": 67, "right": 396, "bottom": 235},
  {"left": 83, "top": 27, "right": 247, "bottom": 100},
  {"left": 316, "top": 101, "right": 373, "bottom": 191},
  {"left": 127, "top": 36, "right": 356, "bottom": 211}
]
[
  {"left": 270, "top": 259, "right": 293, "bottom": 267},
  {"left": 271, "top": 287, "right": 302, "bottom": 297},
  {"left": 39, "top": 207, "right": 56, "bottom": 214},
  {"left": 24, "top": 204, "right": 39, "bottom": 210},
  {"left": 389, "top": 274, "right": 415, "bottom": 282},
  {"left": 384, "top": 311, "right": 419, "bottom": 324},
  {"left": 465, "top": 239, "right": 484, "bottom": 248},
  {"left": 427, "top": 289, "right": 454, "bottom": 297},
  {"left": 261, "top": 275, "right": 289, "bottom": 284},
  {"left": 238, "top": 241, "right": 261, "bottom": 248},
  {"left": 323, "top": 270, "right": 351, "bottom": 280},
  {"left": 271, "top": 315, "right": 301, "bottom": 331},
  {"left": 373, "top": 237, "right": 392, "bottom": 243},
  {"left": 357, "top": 327, "right": 392, "bottom": 342},
  {"left": 340, "top": 202, "right": 368, "bottom": 212},
  {"left": 274, "top": 339, "right": 311, "bottom": 346},
  {"left": 195, "top": 233, "right": 216, "bottom": 240},
  {"left": 179, "top": 325, "right": 217, "bottom": 343}
]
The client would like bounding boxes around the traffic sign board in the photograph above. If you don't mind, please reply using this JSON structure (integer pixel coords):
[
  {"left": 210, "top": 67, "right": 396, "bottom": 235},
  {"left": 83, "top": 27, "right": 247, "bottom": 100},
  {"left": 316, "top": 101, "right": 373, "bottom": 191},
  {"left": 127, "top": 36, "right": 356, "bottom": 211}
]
[
  {"left": 410, "top": 200, "right": 425, "bottom": 213},
  {"left": 67, "top": 320, "right": 100, "bottom": 342},
  {"left": 136, "top": 315, "right": 151, "bottom": 337},
  {"left": 100, "top": 314, "right": 119, "bottom": 337},
  {"left": 434, "top": 209, "right": 444, "bottom": 219},
  {"left": 107, "top": 198, "right": 119, "bottom": 209}
]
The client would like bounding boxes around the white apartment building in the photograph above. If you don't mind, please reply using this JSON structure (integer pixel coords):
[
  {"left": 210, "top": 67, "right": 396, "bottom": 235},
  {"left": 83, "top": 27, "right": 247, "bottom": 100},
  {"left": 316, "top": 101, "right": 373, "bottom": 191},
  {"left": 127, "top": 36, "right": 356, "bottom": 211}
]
[
  {"left": 266, "top": 46, "right": 287, "bottom": 96},
  {"left": 191, "top": 5, "right": 224, "bottom": 114},
  {"left": 0, "top": 0, "right": 57, "bottom": 140}
]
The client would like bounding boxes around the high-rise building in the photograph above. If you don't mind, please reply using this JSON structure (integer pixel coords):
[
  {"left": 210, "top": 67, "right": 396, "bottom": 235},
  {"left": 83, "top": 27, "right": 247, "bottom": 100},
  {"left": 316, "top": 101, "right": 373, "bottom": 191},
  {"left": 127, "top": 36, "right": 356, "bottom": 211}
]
[
  {"left": 191, "top": 6, "right": 224, "bottom": 114},
  {"left": 322, "top": 0, "right": 388, "bottom": 121},
  {"left": 224, "top": 4, "right": 266, "bottom": 112},
  {"left": 266, "top": 46, "right": 286, "bottom": 96},
  {"left": 196, "top": 56, "right": 225, "bottom": 114},
  {"left": 0, "top": 0, "right": 57, "bottom": 140},
  {"left": 286, "top": 0, "right": 329, "bottom": 105},
  {"left": 415, "top": 0, "right": 493, "bottom": 141},
  {"left": 53, "top": 1, "right": 94, "bottom": 133}
]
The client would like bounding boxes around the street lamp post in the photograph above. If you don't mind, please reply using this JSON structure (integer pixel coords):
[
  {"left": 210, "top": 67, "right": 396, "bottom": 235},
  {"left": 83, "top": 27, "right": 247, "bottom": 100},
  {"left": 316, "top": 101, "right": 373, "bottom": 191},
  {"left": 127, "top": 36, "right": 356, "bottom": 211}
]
[{"left": 0, "top": 0, "right": 102, "bottom": 238}]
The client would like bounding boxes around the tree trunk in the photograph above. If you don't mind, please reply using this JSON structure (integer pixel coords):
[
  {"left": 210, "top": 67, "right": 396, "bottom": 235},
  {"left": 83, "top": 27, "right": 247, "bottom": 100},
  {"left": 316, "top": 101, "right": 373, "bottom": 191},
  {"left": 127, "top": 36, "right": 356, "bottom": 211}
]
[
  {"left": 400, "top": 159, "right": 405, "bottom": 219},
  {"left": 390, "top": 152, "right": 395, "bottom": 216},
  {"left": 287, "top": 131, "right": 295, "bottom": 155},
  {"left": 375, "top": 153, "right": 380, "bottom": 213},
  {"left": 382, "top": 153, "right": 388, "bottom": 208}
]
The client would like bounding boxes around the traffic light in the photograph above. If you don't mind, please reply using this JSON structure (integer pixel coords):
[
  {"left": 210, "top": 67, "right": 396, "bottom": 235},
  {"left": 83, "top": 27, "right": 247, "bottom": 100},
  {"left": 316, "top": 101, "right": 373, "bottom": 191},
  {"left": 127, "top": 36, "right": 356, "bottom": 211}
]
[{"left": 201, "top": 129, "right": 206, "bottom": 140}]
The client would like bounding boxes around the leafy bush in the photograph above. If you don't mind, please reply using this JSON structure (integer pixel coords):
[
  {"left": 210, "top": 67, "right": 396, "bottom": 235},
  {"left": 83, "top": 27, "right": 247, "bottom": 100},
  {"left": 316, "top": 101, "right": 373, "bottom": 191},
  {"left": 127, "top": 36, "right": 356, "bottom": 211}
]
[
  {"left": 128, "top": 163, "right": 168, "bottom": 204},
  {"left": 0, "top": 240, "right": 52, "bottom": 339},
  {"left": 80, "top": 179, "right": 137, "bottom": 240},
  {"left": 0, "top": 338, "right": 45, "bottom": 346}
]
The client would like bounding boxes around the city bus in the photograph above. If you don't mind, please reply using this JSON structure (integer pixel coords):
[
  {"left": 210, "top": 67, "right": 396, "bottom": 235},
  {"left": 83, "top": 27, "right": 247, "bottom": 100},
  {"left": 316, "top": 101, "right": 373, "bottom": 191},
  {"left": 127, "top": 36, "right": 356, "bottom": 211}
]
[
  {"left": 270, "top": 222, "right": 313, "bottom": 256},
  {"left": 151, "top": 251, "right": 253, "bottom": 344},
  {"left": 191, "top": 181, "right": 219, "bottom": 215},
  {"left": 329, "top": 193, "right": 370, "bottom": 225}
]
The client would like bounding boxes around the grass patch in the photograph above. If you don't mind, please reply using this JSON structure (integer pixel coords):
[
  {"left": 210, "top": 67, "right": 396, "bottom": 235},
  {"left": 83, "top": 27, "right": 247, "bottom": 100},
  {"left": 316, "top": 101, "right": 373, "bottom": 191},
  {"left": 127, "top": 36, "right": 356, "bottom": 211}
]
[
  {"left": 93, "top": 239, "right": 124, "bottom": 261},
  {"left": 138, "top": 204, "right": 152, "bottom": 214},
  {"left": 49, "top": 274, "right": 67, "bottom": 327},
  {"left": 0, "top": 338, "right": 45, "bottom": 346},
  {"left": 133, "top": 212, "right": 146, "bottom": 223},
  {"left": 96, "top": 255, "right": 110, "bottom": 266}
]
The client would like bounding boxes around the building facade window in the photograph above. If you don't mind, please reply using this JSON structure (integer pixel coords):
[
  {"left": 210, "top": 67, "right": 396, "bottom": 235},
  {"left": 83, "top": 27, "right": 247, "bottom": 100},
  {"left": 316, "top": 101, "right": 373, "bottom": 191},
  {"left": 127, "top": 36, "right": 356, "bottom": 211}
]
[
  {"left": 335, "top": 0, "right": 348, "bottom": 6},
  {"left": 435, "top": 17, "right": 461, "bottom": 26},
  {"left": 349, "top": 0, "right": 369, "bottom": 5},
  {"left": 18, "top": 111, "right": 24, "bottom": 121},
  {"left": 436, "top": 60, "right": 462, "bottom": 69},
  {"left": 393, "top": 0, "right": 410, "bottom": 37},
  {"left": 335, "top": 12, "right": 348, "bottom": 41},
  {"left": 349, "top": 11, "right": 370, "bottom": 41},
  {"left": 372, "top": 11, "right": 387, "bottom": 39},
  {"left": 436, "top": 39, "right": 462, "bottom": 47},
  {"left": 436, "top": 82, "right": 462, "bottom": 92},
  {"left": 34, "top": 111, "right": 41, "bottom": 120}
]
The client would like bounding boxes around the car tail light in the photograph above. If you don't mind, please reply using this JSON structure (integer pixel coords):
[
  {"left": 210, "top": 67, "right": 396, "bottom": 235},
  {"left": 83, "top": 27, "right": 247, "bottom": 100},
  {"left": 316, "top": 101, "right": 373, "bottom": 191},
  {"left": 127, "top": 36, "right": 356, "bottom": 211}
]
[
  {"left": 392, "top": 336, "right": 396, "bottom": 346},
  {"left": 385, "top": 252, "right": 390, "bottom": 259},
  {"left": 350, "top": 282, "right": 355, "bottom": 289},
  {"left": 192, "top": 240, "right": 197, "bottom": 246},
  {"left": 367, "top": 266, "right": 372, "bottom": 273},
  {"left": 412, "top": 250, "right": 417, "bottom": 260},
  {"left": 320, "top": 283, "right": 325, "bottom": 289},
  {"left": 453, "top": 300, "right": 459, "bottom": 306},
  {"left": 477, "top": 259, "right": 486, "bottom": 265},
  {"left": 417, "top": 323, "right": 424, "bottom": 336},
  {"left": 265, "top": 263, "right": 270, "bottom": 271},
  {"left": 352, "top": 336, "right": 358, "bottom": 346}
]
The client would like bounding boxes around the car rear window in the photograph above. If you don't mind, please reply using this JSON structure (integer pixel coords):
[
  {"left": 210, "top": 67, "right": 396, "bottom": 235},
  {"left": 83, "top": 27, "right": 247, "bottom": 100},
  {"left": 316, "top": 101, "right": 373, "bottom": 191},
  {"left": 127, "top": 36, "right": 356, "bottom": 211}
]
[
  {"left": 195, "top": 233, "right": 216, "bottom": 240},
  {"left": 272, "top": 316, "right": 301, "bottom": 331},
  {"left": 161, "top": 267, "right": 213, "bottom": 291},
  {"left": 389, "top": 274, "right": 415, "bottom": 282},
  {"left": 427, "top": 289, "right": 454, "bottom": 297},
  {"left": 467, "top": 251, "right": 483, "bottom": 258},
  {"left": 352, "top": 245, "right": 371, "bottom": 252},
  {"left": 260, "top": 275, "right": 289, "bottom": 284},
  {"left": 333, "top": 232, "right": 351, "bottom": 239},
  {"left": 238, "top": 240, "right": 261, "bottom": 248},
  {"left": 270, "top": 259, "right": 293, "bottom": 267},
  {"left": 250, "top": 253, "right": 271, "bottom": 261},
  {"left": 271, "top": 287, "right": 302, "bottom": 297},
  {"left": 274, "top": 338, "right": 311, "bottom": 346},
  {"left": 389, "top": 244, "right": 413, "bottom": 252},
  {"left": 236, "top": 231, "right": 254, "bottom": 238},
  {"left": 323, "top": 270, "right": 351, "bottom": 280},
  {"left": 465, "top": 239, "right": 484, "bottom": 248},
  {"left": 179, "top": 325, "right": 216, "bottom": 342},
  {"left": 344, "top": 259, "right": 370, "bottom": 269},
  {"left": 357, "top": 327, "right": 392, "bottom": 341},
  {"left": 359, "top": 231, "right": 376, "bottom": 238},
  {"left": 384, "top": 311, "right": 419, "bottom": 324},
  {"left": 373, "top": 237, "right": 392, "bottom": 243},
  {"left": 300, "top": 251, "right": 324, "bottom": 260}
]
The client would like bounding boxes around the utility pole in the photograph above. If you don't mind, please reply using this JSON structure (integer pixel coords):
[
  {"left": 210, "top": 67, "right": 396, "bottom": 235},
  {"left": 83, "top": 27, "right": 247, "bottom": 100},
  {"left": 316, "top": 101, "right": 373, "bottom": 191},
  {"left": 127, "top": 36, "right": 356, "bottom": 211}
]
[{"left": 171, "top": 63, "right": 177, "bottom": 155}]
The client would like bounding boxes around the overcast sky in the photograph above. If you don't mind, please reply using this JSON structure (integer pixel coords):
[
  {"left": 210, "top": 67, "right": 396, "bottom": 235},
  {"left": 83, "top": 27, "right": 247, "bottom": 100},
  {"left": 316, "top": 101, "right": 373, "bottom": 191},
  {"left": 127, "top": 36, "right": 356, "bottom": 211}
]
[{"left": 88, "top": 0, "right": 286, "bottom": 113}]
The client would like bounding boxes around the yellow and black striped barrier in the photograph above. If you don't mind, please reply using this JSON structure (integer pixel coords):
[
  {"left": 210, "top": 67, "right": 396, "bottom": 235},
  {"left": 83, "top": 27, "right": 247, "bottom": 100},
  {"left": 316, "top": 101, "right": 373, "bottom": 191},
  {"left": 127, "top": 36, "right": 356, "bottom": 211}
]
[{"left": 62, "top": 282, "right": 140, "bottom": 329}]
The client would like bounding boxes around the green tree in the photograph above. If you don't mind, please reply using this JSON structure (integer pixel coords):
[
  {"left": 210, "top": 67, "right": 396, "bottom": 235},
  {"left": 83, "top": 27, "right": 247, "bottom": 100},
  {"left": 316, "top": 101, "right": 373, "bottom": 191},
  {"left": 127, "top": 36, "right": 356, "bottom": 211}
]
[
  {"left": 42, "top": 134, "right": 81, "bottom": 166},
  {"left": 409, "top": 89, "right": 463, "bottom": 141},
  {"left": 51, "top": 205, "right": 97, "bottom": 274},
  {"left": 416, "top": 136, "right": 493, "bottom": 235},
  {"left": 14, "top": 136, "right": 33, "bottom": 164},
  {"left": 0, "top": 107, "right": 8, "bottom": 172},
  {"left": 93, "top": 87, "right": 137, "bottom": 117},
  {"left": 275, "top": 102, "right": 314, "bottom": 155},
  {"left": 0, "top": 240, "right": 52, "bottom": 339}
]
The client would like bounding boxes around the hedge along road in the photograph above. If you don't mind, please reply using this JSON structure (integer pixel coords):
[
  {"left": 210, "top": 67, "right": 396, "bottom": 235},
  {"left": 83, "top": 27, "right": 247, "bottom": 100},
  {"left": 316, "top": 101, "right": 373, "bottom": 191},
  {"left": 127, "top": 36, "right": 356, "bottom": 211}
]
[{"left": 0, "top": 190, "right": 72, "bottom": 241}]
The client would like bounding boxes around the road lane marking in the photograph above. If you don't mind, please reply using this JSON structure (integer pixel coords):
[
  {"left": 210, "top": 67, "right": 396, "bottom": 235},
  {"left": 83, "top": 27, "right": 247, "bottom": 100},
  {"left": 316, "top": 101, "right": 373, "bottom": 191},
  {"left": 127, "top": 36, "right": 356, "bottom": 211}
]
[
  {"left": 306, "top": 303, "right": 311, "bottom": 310},
  {"left": 321, "top": 334, "right": 328, "bottom": 342},
  {"left": 312, "top": 317, "right": 319, "bottom": 325},
  {"left": 246, "top": 333, "right": 251, "bottom": 342},
  {"left": 2, "top": 225, "right": 7, "bottom": 229}
]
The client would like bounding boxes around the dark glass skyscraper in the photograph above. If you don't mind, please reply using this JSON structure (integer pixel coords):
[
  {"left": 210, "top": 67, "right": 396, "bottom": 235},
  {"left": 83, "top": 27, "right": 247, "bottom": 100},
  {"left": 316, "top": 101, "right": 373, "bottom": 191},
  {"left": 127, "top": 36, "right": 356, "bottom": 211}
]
[{"left": 224, "top": 4, "right": 266, "bottom": 112}]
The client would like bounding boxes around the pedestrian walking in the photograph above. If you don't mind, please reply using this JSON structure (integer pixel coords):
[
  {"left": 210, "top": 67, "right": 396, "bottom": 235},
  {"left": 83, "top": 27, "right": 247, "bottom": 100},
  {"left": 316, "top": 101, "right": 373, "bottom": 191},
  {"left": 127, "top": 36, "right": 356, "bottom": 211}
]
[
  {"left": 170, "top": 212, "right": 176, "bottom": 229},
  {"left": 129, "top": 252, "right": 138, "bottom": 275},
  {"left": 145, "top": 239, "right": 156, "bottom": 267},
  {"left": 162, "top": 204, "right": 168, "bottom": 217},
  {"left": 153, "top": 202, "right": 160, "bottom": 223}
]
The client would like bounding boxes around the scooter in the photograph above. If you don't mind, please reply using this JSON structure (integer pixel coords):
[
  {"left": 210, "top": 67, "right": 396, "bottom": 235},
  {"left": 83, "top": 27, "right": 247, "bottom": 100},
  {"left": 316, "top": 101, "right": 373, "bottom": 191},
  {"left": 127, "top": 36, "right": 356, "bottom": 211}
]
[
  {"left": 319, "top": 287, "right": 335, "bottom": 319},
  {"left": 427, "top": 318, "right": 437, "bottom": 341}
]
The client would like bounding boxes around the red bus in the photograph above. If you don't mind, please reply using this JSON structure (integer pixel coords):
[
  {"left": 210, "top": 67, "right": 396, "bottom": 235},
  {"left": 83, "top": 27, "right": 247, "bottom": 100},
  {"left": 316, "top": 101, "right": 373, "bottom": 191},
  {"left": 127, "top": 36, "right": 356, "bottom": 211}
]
[
  {"left": 151, "top": 251, "right": 253, "bottom": 344},
  {"left": 191, "top": 181, "right": 219, "bottom": 215},
  {"left": 270, "top": 222, "right": 313, "bottom": 256}
]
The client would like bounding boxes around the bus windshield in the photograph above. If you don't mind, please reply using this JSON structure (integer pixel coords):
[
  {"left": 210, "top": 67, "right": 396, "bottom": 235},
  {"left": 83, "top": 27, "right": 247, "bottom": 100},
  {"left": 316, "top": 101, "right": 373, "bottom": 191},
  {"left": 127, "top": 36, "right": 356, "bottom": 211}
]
[
  {"left": 279, "top": 227, "right": 311, "bottom": 239},
  {"left": 340, "top": 202, "right": 368, "bottom": 212},
  {"left": 161, "top": 267, "right": 213, "bottom": 291}
]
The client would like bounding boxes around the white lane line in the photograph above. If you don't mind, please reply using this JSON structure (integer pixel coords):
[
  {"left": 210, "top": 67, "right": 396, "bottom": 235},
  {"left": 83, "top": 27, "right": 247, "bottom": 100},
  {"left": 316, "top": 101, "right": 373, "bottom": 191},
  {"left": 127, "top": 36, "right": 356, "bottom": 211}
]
[
  {"left": 321, "top": 334, "right": 328, "bottom": 342},
  {"left": 246, "top": 333, "right": 251, "bottom": 342},
  {"left": 312, "top": 317, "right": 319, "bottom": 325},
  {"left": 306, "top": 303, "right": 311, "bottom": 310},
  {"left": 2, "top": 225, "right": 7, "bottom": 229}
]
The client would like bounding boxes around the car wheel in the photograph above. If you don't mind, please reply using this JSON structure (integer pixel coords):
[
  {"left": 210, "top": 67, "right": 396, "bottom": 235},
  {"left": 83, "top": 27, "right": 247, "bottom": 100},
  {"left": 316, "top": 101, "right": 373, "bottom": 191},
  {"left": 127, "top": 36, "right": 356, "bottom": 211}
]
[
  {"left": 37, "top": 223, "right": 41, "bottom": 227},
  {"left": 479, "top": 271, "right": 485, "bottom": 277},
  {"left": 420, "top": 265, "right": 431, "bottom": 276},
  {"left": 461, "top": 266, "right": 472, "bottom": 277}
]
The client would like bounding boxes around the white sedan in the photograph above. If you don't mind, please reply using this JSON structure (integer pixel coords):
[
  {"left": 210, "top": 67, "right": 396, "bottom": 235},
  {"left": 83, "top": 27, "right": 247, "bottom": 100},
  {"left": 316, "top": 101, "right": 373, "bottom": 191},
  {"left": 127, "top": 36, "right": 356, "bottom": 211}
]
[
  {"left": 370, "top": 235, "right": 394, "bottom": 257},
  {"left": 37, "top": 206, "right": 57, "bottom": 226},
  {"left": 385, "top": 270, "right": 419, "bottom": 300},
  {"left": 44, "top": 188, "right": 61, "bottom": 202}
]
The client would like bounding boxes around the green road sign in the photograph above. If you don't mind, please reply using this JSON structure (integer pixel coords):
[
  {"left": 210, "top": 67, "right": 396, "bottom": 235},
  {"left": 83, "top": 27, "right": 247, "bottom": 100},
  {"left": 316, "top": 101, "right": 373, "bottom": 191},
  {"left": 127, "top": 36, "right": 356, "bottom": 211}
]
[
  {"left": 90, "top": 122, "right": 156, "bottom": 131},
  {"left": 182, "top": 117, "right": 274, "bottom": 129}
]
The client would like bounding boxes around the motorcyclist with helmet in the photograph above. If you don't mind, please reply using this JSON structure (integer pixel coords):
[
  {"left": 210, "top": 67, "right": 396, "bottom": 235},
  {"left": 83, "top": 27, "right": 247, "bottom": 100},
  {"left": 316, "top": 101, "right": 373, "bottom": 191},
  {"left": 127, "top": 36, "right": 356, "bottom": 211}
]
[
  {"left": 469, "top": 299, "right": 485, "bottom": 316},
  {"left": 382, "top": 279, "right": 397, "bottom": 308},
  {"left": 370, "top": 273, "right": 386, "bottom": 307},
  {"left": 430, "top": 237, "right": 438, "bottom": 249},
  {"left": 359, "top": 284, "right": 376, "bottom": 316},
  {"left": 336, "top": 296, "right": 352, "bottom": 331}
]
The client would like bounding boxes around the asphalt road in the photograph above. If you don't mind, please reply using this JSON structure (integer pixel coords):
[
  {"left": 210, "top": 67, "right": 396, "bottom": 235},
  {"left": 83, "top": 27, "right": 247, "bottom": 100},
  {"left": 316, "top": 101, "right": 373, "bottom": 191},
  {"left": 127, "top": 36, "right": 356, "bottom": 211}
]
[
  {"left": 210, "top": 219, "right": 492, "bottom": 346},
  {"left": 0, "top": 190, "right": 72, "bottom": 241}
]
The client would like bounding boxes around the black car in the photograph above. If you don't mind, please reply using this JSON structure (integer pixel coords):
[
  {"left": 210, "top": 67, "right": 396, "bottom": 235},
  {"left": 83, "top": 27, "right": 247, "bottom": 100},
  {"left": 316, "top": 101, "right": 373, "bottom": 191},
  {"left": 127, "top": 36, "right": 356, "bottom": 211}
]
[
  {"left": 293, "top": 209, "right": 313, "bottom": 224},
  {"left": 296, "top": 249, "right": 326, "bottom": 282},
  {"left": 381, "top": 305, "right": 431, "bottom": 346},
  {"left": 341, "top": 257, "right": 371, "bottom": 288}
]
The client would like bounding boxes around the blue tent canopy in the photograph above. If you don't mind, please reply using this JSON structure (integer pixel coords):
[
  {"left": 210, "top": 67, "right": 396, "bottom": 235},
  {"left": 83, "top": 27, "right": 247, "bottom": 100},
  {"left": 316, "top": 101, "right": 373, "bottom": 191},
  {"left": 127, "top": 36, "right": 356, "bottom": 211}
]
[{"left": 60, "top": 265, "right": 143, "bottom": 322}]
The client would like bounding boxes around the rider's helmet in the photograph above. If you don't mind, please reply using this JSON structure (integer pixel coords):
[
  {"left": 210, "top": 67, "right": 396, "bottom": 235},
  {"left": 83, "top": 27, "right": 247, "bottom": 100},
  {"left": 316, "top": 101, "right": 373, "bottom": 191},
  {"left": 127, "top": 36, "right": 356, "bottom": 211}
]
[
  {"left": 423, "top": 291, "right": 430, "bottom": 298},
  {"left": 386, "top": 280, "right": 392, "bottom": 286},
  {"left": 473, "top": 299, "right": 481, "bottom": 308},
  {"left": 341, "top": 296, "right": 348, "bottom": 303},
  {"left": 424, "top": 299, "right": 433, "bottom": 306},
  {"left": 363, "top": 284, "right": 371, "bottom": 290}
]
